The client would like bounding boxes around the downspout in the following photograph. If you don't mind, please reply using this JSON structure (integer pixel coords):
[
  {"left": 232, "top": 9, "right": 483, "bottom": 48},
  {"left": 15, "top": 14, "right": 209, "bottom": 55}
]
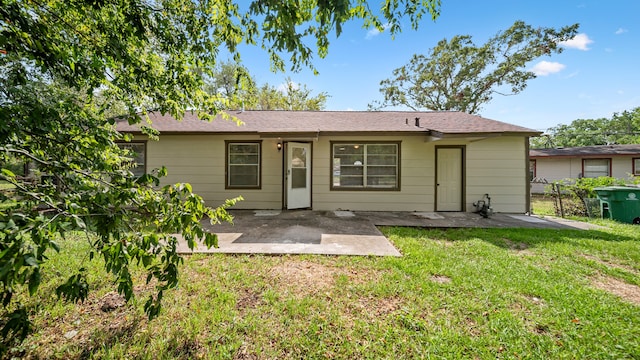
[{"left": 525, "top": 137, "right": 531, "bottom": 215}]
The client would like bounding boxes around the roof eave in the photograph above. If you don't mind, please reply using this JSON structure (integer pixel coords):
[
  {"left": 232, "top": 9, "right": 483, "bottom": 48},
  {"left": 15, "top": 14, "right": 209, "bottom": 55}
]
[{"left": 430, "top": 131, "right": 541, "bottom": 138}]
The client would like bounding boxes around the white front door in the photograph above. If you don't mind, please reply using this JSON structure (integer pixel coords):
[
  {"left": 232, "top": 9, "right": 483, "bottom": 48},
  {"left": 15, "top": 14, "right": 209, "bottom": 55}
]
[
  {"left": 436, "top": 147, "right": 463, "bottom": 211},
  {"left": 287, "top": 142, "right": 311, "bottom": 209}
]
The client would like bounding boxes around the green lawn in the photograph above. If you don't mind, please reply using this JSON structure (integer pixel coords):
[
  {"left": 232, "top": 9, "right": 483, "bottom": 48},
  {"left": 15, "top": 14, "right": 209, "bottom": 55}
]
[
  {"left": 6, "top": 220, "right": 640, "bottom": 359},
  {"left": 531, "top": 194, "right": 556, "bottom": 216}
]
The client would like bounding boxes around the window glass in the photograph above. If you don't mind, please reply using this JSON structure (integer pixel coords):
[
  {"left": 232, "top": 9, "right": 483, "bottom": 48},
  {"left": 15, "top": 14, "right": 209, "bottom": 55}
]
[
  {"left": 634, "top": 158, "right": 640, "bottom": 176},
  {"left": 117, "top": 142, "right": 145, "bottom": 177},
  {"left": 583, "top": 159, "right": 610, "bottom": 178},
  {"left": 227, "top": 142, "right": 260, "bottom": 188},
  {"left": 291, "top": 147, "right": 307, "bottom": 188},
  {"left": 332, "top": 143, "right": 398, "bottom": 190}
]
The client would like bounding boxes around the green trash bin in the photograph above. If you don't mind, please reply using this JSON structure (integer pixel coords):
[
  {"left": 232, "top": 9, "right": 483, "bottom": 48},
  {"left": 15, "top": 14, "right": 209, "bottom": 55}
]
[{"left": 594, "top": 186, "right": 640, "bottom": 224}]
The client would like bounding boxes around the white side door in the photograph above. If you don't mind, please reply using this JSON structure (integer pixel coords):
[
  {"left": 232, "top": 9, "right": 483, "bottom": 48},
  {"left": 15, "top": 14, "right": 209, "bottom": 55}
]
[
  {"left": 436, "top": 147, "right": 463, "bottom": 211},
  {"left": 287, "top": 142, "right": 311, "bottom": 209}
]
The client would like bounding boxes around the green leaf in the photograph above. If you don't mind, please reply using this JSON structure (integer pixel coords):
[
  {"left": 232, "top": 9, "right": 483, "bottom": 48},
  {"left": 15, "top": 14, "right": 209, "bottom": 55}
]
[
  {"left": 27, "top": 269, "right": 41, "bottom": 296},
  {"left": 1, "top": 169, "right": 16, "bottom": 178},
  {"left": 24, "top": 255, "right": 38, "bottom": 267}
]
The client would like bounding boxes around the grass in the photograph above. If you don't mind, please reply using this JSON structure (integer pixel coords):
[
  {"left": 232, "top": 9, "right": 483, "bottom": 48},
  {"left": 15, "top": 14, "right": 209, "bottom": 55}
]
[
  {"left": 6, "top": 221, "right": 640, "bottom": 359},
  {"left": 531, "top": 194, "right": 556, "bottom": 216}
]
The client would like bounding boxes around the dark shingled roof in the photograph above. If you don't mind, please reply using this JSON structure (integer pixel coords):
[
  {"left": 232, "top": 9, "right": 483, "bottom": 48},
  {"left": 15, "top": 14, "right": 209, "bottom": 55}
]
[
  {"left": 114, "top": 110, "right": 539, "bottom": 137},
  {"left": 530, "top": 144, "right": 640, "bottom": 158}
]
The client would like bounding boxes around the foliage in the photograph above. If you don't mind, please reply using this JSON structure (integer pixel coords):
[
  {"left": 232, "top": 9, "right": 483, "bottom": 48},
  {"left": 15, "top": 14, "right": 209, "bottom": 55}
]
[
  {"left": 371, "top": 21, "right": 579, "bottom": 113},
  {"left": 205, "top": 61, "right": 329, "bottom": 110},
  {"left": 0, "top": 0, "right": 440, "bottom": 350},
  {"left": 546, "top": 177, "right": 630, "bottom": 217},
  {"left": 0, "top": 155, "right": 24, "bottom": 178},
  {"left": 204, "top": 61, "right": 257, "bottom": 110},
  {"left": 531, "top": 107, "right": 640, "bottom": 148},
  {"left": 255, "top": 78, "right": 329, "bottom": 110}
]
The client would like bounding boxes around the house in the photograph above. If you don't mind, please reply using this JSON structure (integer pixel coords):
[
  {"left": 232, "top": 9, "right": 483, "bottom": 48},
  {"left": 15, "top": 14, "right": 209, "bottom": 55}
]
[
  {"left": 529, "top": 144, "right": 640, "bottom": 193},
  {"left": 115, "top": 111, "right": 540, "bottom": 213}
]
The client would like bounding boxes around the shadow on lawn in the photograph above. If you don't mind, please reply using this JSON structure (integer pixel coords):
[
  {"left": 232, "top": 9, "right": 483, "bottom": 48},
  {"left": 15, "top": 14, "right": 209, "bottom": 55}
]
[
  {"left": 383, "top": 226, "right": 637, "bottom": 250},
  {"left": 78, "top": 316, "right": 143, "bottom": 359}
]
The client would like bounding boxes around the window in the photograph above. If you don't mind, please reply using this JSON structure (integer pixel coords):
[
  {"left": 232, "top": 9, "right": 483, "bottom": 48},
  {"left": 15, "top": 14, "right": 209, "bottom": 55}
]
[
  {"left": 116, "top": 142, "right": 146, "bottom": 177},
  {"left": 529, "top": 159, "right": 536, "bottom": 181},
  {"left": 331, "top": 142, "right": 399, "bottom": 190},
  {"left": 226, "top": 141, "right": 261, "bottom": 189},
  {"left": 634, "top": 158, "right": 640, "bottom": 176},
  {"left": 582, "top": 158, "right": 610, "bottom": 178}
]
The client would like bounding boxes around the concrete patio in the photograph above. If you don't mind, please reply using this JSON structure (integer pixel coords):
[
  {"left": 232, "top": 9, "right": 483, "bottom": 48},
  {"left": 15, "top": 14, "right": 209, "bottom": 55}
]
[{"left": 176, "top": 210, "right": 599, "bottom": 257}]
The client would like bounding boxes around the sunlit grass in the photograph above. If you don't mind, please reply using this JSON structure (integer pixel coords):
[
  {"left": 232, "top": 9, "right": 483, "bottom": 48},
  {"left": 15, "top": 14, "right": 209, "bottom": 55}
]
[
  {"left": 7, "top": 222, "right": 640, "bottom": 359},
  {"left": 531, "top": 194, "right": 556, "bottom": 216}
]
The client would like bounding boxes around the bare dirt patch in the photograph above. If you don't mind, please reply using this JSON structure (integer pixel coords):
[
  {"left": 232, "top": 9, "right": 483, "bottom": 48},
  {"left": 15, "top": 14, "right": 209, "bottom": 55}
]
[
  {"left": 356, "top": 296, "right": 403, "bottom": 317},
  {"left": 234, "top": 343, "right": 260, "bottom": 360},
  {"left": 267, "top": 259, "right": 402, "bottom": 326},
  {"left": 267, "top": 259, "right": 379, "bottom": 298},
  {"left": 23, "top": 293, "right": 145, "bottom": 359},
  {"left": 433, "top": 239, "right": 455, "bottom": 247},
  {"left": 591, "top": 275, "right": 640, "bottom": 306},
  {"left": 502, "top": 238, "right": 529, "bottom": 251},
  {"left": 99, "top": 291, "right": 126, "bottom": 312},
  {"left": 236, "top": 288, "right": 263, "bottom": 312},
  {"left": 268, "top": 260, "right": 338, "bottom": 295},
  {"left": 341, "top": 295, "right": 405, "bottom": 329},
  {"left": 430, "top": 274, "right": 452, "bottom": 284}
]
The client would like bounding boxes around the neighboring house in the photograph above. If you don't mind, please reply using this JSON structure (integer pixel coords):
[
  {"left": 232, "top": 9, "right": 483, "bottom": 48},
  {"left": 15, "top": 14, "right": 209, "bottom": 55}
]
[
  {"left": 530, "top": 144, "right": 640, "bottom": 194},
  {"left": 115, "top": 111, "right": 540, "bottom": 213}
]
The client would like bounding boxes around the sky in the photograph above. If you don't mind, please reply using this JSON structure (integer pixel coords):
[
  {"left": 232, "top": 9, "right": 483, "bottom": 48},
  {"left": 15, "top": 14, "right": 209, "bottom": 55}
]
[{"left": 236, "top": 1, "right": 640, "bottom": 132}]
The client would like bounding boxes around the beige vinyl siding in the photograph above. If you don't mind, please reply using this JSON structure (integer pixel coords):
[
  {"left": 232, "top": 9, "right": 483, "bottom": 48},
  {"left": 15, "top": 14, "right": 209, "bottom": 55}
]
[
  {"left": 531, "top": 156, "right": 637, "bottom": 194},
  {"left": 144, "top": 135, "right": 283, "bottom": 209},
  {"left": 612, "top": 157, "right": 635, "bottom": 178},
  {"left": 466, "top": 136, "right": 527, "bottom": 213},
  {"left": 137, "top": 133, "right": 530, "bottom": 212},
  {"left": 313, "top": 135, "right": 435, "bottom": 211},
  {"left": 530, "top": 158, "right": 576, "bottom": 194}
]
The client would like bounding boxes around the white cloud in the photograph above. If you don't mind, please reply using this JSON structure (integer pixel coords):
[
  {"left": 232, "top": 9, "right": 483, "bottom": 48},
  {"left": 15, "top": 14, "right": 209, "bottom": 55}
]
[
  {"left": 615, "top": 28, "right": 628, "bottom": 35},
  {"left": 531, "top": 61, "right": 566, "bottom": 76},
  {"left": 366, "top": 23, "right": 391, "bottom": 39},
  {"left": 559, "top": 33, "right": 593, "bottom": 50}
]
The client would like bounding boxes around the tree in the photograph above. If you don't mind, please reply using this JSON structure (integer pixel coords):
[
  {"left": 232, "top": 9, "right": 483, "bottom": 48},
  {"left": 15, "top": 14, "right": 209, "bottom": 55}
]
[
  {"left": 251, "top": 78, "right": 329, "bottom": 110},
  {"left": 277, "top": 78, "right": 329, "bottom": 110},
  {"left": 608, "top": 107, "right": 640, "bottom": 144},
  {"left": 371, "top": 21, "right": 579, "bottom": 114},
  {"left": 206, "top": 62, "right": 329, "bottom": 110},
  {"left": 204, "top": 60, "right": 258, "bottom": 110},
  {"left": 0, "top": 0, "right": 440, "bottom": 348},
  {"left": 530, "top": 107, "right": 640, "bottom": 148}
]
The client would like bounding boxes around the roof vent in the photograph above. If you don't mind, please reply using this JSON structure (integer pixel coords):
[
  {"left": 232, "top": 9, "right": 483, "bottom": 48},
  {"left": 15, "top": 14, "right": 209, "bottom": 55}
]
[
  {"left": 415, "top": 117, "right": 420, "bottom": 127},
  {"left": 405, "top": 118, "right": 408, "bottom": 125}
]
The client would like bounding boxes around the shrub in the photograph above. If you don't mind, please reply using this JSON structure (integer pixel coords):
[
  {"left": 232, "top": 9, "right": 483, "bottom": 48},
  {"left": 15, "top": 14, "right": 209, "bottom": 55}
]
[{"left": 546, "top": 176, "right": 633, "bottom": 217}]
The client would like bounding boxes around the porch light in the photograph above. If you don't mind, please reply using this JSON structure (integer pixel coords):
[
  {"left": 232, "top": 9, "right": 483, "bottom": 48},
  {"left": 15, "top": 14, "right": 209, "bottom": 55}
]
[{"left": 277, "top": 142, "right": 282, "bottom": 151}]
